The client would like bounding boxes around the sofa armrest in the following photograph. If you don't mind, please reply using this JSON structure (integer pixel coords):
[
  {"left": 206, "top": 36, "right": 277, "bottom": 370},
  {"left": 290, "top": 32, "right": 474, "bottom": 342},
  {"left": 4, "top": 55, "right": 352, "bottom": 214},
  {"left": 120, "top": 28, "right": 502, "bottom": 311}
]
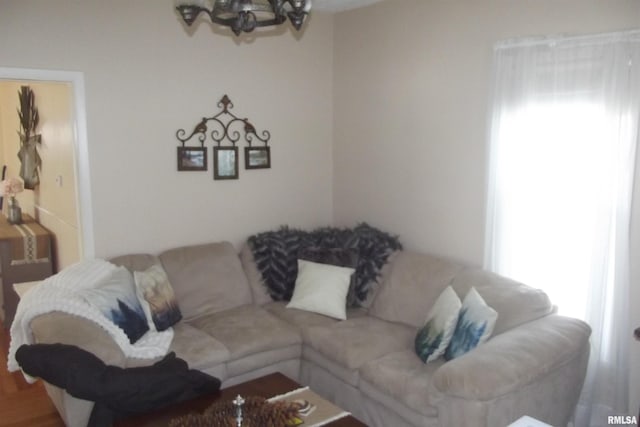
[
  {"left": 432, "top": 314, "right": 591, "bottom": 401},
  {"left": 30, "top": 312, "right": 127, "bottom": 367},
  {"left": 29, "top": 313, "right": 128, "bottom": 427}
]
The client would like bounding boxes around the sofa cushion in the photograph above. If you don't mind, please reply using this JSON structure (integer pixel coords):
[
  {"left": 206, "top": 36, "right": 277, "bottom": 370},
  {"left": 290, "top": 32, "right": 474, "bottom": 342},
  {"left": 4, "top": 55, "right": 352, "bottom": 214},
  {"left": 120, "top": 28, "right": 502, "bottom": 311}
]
[
  {"left": 166, "top": 322, "right": 230, "bottom": 375},
  {"left": 298, "top": 246, "right": 360, "bottom": 306},
  {"left": 226, "top": 345, "right": 301, "bottom": 378},
  {"left": 450, "top": 268, "right": 553, "bottom": 335},
  {"left": 78, "top": 266, "right": 149, "bottom": 343},
  {"left": 303, "top": 316, "right": 415, "bottom": 372},
  {"left": 159, "top": 242, "right": 252, "bottom": 320},
  {"left": 445, "top": 287, "right": 498, "bottom": 360},
  {"left": 109, "top": 253, "right": 160, "bottom": 274},
  {"left": 303, "top": 346, "right": 361, "bottom": 386},
  {"left": 287, "top": 259, "right": 355, "bottom": 320},
  {"left": 239, "top": 244, "right": 272, "bottom": 306},
  {"left": 415, "top": 286, "right": 461, "bottom": 363},
  {"left": 190, "top": 305, "right": 301, "bottom": 361},
  {"left": 111, "top": 254, "right": 182, "bottom": 332},
  {"left": 264, "top": 301, "right": 368, "bottom": 334},
  {"left": 370, "top": 251, "right": 464, "bottom": 328},
  {"left": 359, "top": 350, "right": 442, "bottom": 417},
  {"left": 265, "top": 301, "right": 340, "bottom": 329}
]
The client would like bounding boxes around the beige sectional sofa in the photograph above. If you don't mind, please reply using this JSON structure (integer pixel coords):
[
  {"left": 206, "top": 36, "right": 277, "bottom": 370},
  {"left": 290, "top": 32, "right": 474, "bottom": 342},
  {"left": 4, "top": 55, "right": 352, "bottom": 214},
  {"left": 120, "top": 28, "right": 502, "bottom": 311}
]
[{"left": 28, "top": 241, "right": 591, "bottom": 427}]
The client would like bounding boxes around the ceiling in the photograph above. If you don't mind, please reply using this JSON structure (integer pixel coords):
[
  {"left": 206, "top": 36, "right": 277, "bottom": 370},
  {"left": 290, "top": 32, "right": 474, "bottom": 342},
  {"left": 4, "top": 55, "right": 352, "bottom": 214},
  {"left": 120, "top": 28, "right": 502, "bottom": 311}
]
[{"left": 312, "top": 0, "right": 384, "bottom": 12}]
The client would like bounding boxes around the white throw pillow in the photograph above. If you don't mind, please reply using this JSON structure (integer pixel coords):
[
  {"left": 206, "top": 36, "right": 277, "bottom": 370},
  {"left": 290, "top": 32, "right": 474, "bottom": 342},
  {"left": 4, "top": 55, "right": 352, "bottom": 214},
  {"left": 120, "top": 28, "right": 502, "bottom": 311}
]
[
  {"left": 445, "top": 287, "right": 498, "bottom": 360},
  {"left": 414, "top": 286, "right": 462, "bottom": 363},
  {"left": 286, "top": 259, "right": 355, "bottom": 320}
]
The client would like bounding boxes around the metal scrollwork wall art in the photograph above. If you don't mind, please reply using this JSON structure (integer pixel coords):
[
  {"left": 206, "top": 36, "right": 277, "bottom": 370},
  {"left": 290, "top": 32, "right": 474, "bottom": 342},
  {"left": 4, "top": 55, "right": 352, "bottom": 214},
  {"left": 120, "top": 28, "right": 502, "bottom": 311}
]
[{"left": 176, "top": 95, "right": 271, "bottom": 180}]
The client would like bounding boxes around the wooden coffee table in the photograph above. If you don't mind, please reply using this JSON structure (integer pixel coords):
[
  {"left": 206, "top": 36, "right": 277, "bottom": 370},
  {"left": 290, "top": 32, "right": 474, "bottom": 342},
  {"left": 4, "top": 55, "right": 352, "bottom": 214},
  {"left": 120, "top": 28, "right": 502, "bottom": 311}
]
[{"left": 115, "top": 372, "right": 366, "bottom": 426}]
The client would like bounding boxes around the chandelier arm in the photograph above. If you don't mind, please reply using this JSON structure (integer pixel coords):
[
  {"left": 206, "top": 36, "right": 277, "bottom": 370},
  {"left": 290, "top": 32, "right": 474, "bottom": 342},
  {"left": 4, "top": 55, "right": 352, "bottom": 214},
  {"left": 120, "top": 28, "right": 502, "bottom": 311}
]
[
  {"left": 176, "top": 0, "right": 310, "bottom": 36},
  {"left": 204, "top": 9, "right": 247, "bottom": 29}
]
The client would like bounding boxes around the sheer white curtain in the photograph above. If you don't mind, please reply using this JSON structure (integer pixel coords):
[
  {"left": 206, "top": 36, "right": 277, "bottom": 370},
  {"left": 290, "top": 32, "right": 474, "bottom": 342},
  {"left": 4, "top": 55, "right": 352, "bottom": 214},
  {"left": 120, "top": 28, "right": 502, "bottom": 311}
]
[{"left": 484, "top": 31, "right": 640, "bottom": 426}]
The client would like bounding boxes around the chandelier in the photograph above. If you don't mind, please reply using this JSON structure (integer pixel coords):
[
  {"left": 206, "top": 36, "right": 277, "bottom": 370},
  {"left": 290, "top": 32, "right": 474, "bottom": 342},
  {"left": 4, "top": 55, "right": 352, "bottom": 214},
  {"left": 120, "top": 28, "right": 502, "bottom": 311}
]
[{"left": 176, "top": 0, "right": 312, "bottom": 36}]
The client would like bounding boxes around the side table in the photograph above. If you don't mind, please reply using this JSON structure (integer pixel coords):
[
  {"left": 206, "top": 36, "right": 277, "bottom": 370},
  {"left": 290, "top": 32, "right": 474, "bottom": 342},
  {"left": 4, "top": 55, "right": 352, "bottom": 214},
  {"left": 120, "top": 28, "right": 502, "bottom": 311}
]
[{"left": 0, "top": 215, "right": 53, "bottom": 327}]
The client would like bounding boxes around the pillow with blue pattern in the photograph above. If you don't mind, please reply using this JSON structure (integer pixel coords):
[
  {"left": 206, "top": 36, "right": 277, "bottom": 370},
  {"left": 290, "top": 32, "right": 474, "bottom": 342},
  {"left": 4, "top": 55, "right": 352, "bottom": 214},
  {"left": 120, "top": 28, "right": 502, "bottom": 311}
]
[
  {"left": 444, "top": 287, "right": 498, "bottom": 360},
  {"left": 415, "top": 286, "right": 461, "bottom": 363},
  {"left": 79, "top": 266, "right": 149, "bottom": 343}
]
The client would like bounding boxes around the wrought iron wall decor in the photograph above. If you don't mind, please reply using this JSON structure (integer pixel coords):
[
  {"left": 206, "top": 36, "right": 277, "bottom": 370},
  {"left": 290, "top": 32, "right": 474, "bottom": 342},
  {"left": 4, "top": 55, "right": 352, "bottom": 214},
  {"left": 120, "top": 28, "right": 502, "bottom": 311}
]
[{"left": 176, "top": 95, "right": 271, "bottom": 180}]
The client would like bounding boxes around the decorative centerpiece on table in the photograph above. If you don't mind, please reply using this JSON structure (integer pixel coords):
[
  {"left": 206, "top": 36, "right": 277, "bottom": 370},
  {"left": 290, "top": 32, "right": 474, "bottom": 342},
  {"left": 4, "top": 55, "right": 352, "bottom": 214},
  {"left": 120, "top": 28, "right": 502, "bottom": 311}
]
[
  {"left": 1, "top": 177, "right": 24, "bottom": 224},
  {"left": 169, "top": 395, "right": 304, "bottom": 427}
]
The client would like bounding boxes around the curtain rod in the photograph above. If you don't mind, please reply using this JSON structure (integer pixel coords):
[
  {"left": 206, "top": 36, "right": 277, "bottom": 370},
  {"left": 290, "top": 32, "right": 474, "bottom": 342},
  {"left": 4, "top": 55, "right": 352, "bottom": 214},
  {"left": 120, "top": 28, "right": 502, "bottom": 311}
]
[{"left": 495, "top": 28, "right": 640, "bottom": 50}]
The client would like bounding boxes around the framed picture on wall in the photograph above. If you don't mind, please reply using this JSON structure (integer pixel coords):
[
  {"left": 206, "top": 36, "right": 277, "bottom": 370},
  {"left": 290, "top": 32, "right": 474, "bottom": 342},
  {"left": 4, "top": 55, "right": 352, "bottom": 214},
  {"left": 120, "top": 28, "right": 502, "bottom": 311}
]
[
  {"left": 214, "top": 146, "right": 239, "bottom": 180},
  {"left": 244, "top": 146, "right": 271, "bottom": 169},
  {"left": 177, "top": 147, "right": 207, "bottom": 171}
]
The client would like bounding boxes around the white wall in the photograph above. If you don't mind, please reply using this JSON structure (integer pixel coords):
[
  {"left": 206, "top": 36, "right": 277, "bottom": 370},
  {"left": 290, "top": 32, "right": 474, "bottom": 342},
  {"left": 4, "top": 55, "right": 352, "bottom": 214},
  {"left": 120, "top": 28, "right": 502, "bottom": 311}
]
[
  {"left": 333, "top": 0, "right": 640, "bottom": 416},
  {"left": 0, "top": 0, "right": 334, "bottom": 257}
]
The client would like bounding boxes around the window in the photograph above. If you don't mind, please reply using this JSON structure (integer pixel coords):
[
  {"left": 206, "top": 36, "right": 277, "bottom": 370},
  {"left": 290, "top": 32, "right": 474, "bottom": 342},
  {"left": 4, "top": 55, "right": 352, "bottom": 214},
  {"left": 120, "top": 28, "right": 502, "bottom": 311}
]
[{"left": 485, "top": 31, "right": 640, "bottom": 424}]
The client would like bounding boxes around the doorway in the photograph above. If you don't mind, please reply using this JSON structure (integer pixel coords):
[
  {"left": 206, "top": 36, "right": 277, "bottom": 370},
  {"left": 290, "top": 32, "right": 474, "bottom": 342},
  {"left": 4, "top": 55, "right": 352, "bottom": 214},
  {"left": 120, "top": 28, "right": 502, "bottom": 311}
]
[{"left": 0, "top": 67, "right": 94, "bottom": 269}]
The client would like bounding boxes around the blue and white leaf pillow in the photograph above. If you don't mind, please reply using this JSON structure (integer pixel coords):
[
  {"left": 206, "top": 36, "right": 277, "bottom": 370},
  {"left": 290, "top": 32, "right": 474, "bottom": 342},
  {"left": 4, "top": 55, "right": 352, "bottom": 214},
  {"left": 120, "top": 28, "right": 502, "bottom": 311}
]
[
  {"left": 445, "top": 287, "right": 498, "bottom": 360},
  {"left": 79, "top": 266, "right": 149, "bottom": 343},
  {"left": 415, "top": 286, "right": 461, "bottom": 363}
]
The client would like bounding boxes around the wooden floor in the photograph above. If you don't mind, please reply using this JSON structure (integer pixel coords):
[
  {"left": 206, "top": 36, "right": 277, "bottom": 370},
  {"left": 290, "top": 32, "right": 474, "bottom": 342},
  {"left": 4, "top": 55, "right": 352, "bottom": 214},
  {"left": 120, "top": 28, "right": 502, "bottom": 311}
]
[{"left": 0, "top": 322, "right": 64, "bottom": 427}]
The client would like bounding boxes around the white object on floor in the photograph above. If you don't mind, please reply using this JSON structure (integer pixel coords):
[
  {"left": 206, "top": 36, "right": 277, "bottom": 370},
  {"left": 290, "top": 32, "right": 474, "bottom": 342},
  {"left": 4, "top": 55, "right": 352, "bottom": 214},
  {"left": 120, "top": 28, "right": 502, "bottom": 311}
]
[{"left": 508, "top": 416, "right": 553, "bottom": 427}]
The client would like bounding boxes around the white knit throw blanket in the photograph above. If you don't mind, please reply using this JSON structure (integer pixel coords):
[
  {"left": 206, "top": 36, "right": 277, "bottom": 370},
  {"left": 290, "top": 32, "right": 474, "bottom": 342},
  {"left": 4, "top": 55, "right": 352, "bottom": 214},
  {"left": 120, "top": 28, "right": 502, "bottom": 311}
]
[{"left": 7, "top": 259, "right": 173, "bottom": 381}]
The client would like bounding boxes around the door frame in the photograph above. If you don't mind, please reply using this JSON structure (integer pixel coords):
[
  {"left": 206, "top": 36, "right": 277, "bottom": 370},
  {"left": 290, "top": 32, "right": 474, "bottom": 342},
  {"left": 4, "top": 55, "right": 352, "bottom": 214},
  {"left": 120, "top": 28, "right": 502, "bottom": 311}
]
[{"left": 0, "top": 67, "right": 95, "bottom": 259}]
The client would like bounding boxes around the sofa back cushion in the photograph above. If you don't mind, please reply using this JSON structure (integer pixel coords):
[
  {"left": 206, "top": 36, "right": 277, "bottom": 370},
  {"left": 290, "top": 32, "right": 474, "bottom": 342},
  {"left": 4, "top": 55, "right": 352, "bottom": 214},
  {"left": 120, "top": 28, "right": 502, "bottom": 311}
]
[
  {"left": 109, "top": 253, "right": 160, "bottom": 273},
  {"left": 159, "top": 242, "right": 252, "bottom": 321},
  {"left": 239, "top": 244, "right": 272, "bottom": 306},
  {"left": 369, "top": 251, "right": 464, "bottom": 328},
  {"left": 450, "top": 268, "right": 553, "bottom": 335}
]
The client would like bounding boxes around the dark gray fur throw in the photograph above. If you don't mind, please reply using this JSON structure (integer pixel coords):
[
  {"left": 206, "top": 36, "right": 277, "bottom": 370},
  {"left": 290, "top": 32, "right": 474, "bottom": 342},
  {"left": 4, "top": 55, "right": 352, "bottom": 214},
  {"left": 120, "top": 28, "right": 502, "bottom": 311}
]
[{"left": 247, "top": 223, "right": 402, "bottom": 307}]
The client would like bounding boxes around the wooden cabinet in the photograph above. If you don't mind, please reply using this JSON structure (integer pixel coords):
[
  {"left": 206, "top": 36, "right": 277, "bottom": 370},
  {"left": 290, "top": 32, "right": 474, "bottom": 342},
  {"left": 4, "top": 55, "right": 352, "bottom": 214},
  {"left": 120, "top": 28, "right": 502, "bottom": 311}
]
[{"left": 0, "top": 215, "right": 53, "bottom": 327}]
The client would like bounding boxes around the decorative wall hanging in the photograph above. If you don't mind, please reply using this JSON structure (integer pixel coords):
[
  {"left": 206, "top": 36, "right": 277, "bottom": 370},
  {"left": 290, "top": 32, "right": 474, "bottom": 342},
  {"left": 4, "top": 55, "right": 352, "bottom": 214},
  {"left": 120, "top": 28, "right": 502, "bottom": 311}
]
[
  {"left": 176, "top": 95, "right": 271, "bottom": 180},
  {"left": 245, "top": 146, "right": 270, "bottom": 169},
  {"left": 177, "top": 146, "right": 207, "bottom": 171},
  {"left": 17, "top": 86, "right": 42, "bottom": 190},
  {"left": 214, "top": 146, "right": 239, "bottom": 180}
]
